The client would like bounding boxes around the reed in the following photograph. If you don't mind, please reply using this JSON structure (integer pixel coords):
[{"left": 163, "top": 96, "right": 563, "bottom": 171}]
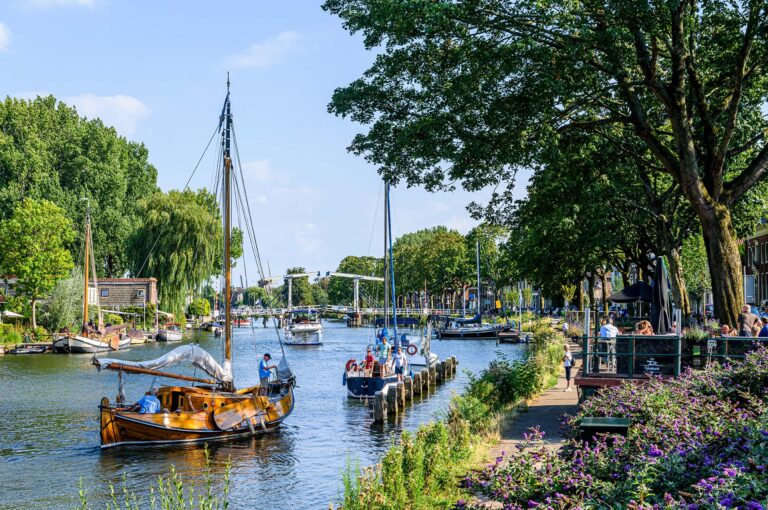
[{"left": 78, "top": 446, "right": 231, "bottom": 510}]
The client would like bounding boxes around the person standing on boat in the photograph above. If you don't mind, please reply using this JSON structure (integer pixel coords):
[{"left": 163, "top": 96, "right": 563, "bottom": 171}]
[
  {"left": 392, "top": 346, "right": 405, "bottom": 381},
  {"left": 379, "top": 337, "right": 391, "bottom": 366},
  {"left": 259, "top": 353, "right": 276, "bottom": 393},
  {"left": 132, "top": 390, "right": 161, "bottom": 414},
  {"left": 363, "top": 347, "right": 375, "bottom": 375}
]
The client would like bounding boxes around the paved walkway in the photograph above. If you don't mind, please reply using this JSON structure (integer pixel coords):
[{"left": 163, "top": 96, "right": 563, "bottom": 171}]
[{"left": 488, "top": 341, "right": 582, "bottom": 458}]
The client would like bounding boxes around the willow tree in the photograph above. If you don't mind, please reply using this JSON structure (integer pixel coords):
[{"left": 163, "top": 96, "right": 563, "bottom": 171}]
[
  {"left": 128, "top": 189, "right": 222, "bottom": 315},
  {"left": 324, "top": 0, "right": 768, "bottom": 325}
]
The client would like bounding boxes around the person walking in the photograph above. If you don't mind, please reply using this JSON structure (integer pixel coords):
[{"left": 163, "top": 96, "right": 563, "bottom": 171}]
[{"left": 563, "top": 344, "right": 574, "bottom": 392}]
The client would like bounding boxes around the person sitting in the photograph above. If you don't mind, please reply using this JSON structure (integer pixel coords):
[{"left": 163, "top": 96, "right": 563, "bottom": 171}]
[
  {"left": 599, "top": 318, "right": 618, "bottom": 338},
  {"left": 131, "top": 390, "right": 161, "bottom": 414},
  {"left": 758, "top": 318, "right": 768, "bottom": 338},
  {"left": 634, "top": 320, "right": 654, "bottom": 335},
  {"left": 721, "top": 324, "right": 735, "bottom": 337}
]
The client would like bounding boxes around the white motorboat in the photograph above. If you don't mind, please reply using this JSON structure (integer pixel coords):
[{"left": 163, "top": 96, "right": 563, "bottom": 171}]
[
  {"left": 285, "top": 309, "right": 323, "bottom": 343},
  {"left": 157, "top": 323, "right": 183, "bottom": 342}
]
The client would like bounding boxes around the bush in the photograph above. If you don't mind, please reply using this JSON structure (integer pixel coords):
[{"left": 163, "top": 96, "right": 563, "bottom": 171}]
[
  {"left": 0, "top": 324, "right": 23, "bottom": 345},
  {"left": 103, "top": 313, "right": 123, "bottom": 326},
  {"left": 461, "top": 348, "right": 768, "bottom": 509}
]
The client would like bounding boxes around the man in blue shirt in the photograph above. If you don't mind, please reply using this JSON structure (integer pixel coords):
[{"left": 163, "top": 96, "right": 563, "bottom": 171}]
[
  {"left": 259, "top": 353, "right": 277, "bottom": 394},
  {"left": 759, "top": 317, "right": 768, "bottom": 338},
  {"left": 132, "top": 391, "right": 161, "bottom": 414}
]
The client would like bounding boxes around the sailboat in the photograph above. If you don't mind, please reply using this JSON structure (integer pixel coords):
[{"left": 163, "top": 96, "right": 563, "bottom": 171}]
[
  {"left": 53, "top": 206, "right": 130, "bottom": 354},
  {"left": 92, "top": 80, "right": 296, "bottom": 448},
  {"left": 436, "top": 240, "right": 500, "bottom": 339},
  {"left": 343, "top": 183, "right": 413, "bottom": 398}
]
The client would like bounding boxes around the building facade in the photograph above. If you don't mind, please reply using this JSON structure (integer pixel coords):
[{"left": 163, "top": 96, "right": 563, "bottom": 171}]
[
  {"left": 96, "top": 278, "right": 158, "bottom": 308},
  {"left": 743, "top": 222, "right": 768, "bottom": 306}
]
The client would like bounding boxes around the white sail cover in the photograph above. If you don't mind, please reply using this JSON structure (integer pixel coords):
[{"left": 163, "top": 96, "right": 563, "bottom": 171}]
[{"left": 94, "top": 344, "right": 233, "bottom": 383}]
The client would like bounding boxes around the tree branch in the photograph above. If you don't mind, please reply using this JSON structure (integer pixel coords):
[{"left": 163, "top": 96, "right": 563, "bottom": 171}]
[{"left": 723, "top": 142, "right": 768, "bottom": 205}]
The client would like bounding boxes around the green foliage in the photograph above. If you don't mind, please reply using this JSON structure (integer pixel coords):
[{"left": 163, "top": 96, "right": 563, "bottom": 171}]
[
  {"left": 0, "top": 95, "right": 158, "bottom": 277},
  {"left": 38, "top": 268, "right": 83, "bottom": 333},
  {"left": 0, "top": 324, "right": 23, "bottom": 345},
  {"left": 128, "top": 189, "right": 222, "bottom": 314},
  {"left": 120, "top": 303, "right": 156, "bottom": 330},
  {"left": 312, "top": 279, "right": 330, "bottom": 306},
  {"left": 187, "top": 298, "right": 210, "bottom": 318},
  {"left": 682, "top": 233, "right": 712, "bottom": 306},
  {"left": 560, "top": 283, "right": 576, "bottom": 306},
  {"left": 0, "top": 198, "right": 74, "bottom": 328},
  {"left": 243, "top": 286, "right": 266, "bottom": 306},
  {"left": 282, "top": 267, "right": 315, "bottom": 306},
  {"left": 327, "top": 255, "right": 383, "bottom": 306},
  {"left": 393, "top": 226, "right": 467, "bottom": 294},
  {"left": 103, "top": 314, "right": 123, "bottom": 326},
  {"left": 521, "top": 287, "right": 533, "bottom": 309}
]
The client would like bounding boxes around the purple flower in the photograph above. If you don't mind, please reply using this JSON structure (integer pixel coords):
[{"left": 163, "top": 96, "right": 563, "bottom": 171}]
[
  {"left": 647, "top": 445, "right": 663, "bottom": 458},
  {"left": 747, "top": 503, "right": 764, "bottom": 510},
  {"left": 719, "top": 494, "right": 736, "bottom": 508},
  {"left": 527, "top": 501, "right": 539, "bottom": 508}
]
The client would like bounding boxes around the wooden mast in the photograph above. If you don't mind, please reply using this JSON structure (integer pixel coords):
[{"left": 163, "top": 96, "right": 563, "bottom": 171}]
[
  {"left": 222, "top": 77, "right": 233, "bottom": 387},
  {"left": 383, "top": 183, "right": 389, "bottom": 330},
  {"left": 82, "top": 207, "right": 90, "bottom": 328}
]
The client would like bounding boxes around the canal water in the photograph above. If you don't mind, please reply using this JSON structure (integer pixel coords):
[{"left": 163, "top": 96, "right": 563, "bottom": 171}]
[{"left": 0, "top": 320, "right": 525, "bottom": 509}]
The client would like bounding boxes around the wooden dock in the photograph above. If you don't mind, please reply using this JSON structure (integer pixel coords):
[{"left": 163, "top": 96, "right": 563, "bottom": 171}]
[{"left": 371, "top": 356, "right": 459, "bottom": 422}]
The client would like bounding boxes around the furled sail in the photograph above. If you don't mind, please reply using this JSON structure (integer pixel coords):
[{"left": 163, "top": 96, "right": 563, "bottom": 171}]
[{"left": 94, "top": 344, "right": 233, "bottom": 383}]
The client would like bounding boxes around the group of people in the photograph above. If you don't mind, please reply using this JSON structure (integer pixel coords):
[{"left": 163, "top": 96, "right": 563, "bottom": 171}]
[
  {"left": 347, "top": 328, "right": 408, "bottom": 381},
  {"left": 720, "top": 305, "right": 768, "bottom": 337}
]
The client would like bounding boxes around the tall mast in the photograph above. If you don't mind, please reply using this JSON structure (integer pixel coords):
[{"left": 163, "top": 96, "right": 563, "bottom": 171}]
[
  {"left": 222, "top": 77, "right": 233, "bottom": 367},
  {"left": 387, "top": 183, "right": 398, "bottom": 344},
  {"left": 476, "top": 239, "right": 481, "bottom": 314},
  {"left": 383, "top": 183, "right": 389, "bottom": 330},
  {"left": 82, "top": 207, "right": 90, "bottom": 326}
]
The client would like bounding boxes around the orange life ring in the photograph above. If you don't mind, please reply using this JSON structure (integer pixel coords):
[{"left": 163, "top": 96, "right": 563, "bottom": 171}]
[
  {"left": 345, "top": 359, "right": 358, "bottom": 372},
  {"left": 406, "top": 344, "right": 418, "bottom": 356}
]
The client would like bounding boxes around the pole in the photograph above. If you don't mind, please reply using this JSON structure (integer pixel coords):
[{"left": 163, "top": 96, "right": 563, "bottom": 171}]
[
  {"left": 287, "top": 277, "right": 293, "bottom": 312},
  {"left": 353, "top": 278, "right": 360, "bottom": 313},
  {"left": 383, "top": 184, "right": 389, "bottom": 331},
  {"left": 387, "top": 183, "right": 398, "bottom": 345},
  {"left": 476, "top": 239, "right": 481, "bottom": 314},
  {"left": 222, "top": 79, "right": 233, "bottom": 375},
  {"left": 82, "top": 208, "right": 90, "bottom": 327}
]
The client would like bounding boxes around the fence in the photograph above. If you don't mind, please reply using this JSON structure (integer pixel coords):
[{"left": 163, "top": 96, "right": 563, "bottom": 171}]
[{"left": 581, "top": 334, "right": 766, "bottom": 378}]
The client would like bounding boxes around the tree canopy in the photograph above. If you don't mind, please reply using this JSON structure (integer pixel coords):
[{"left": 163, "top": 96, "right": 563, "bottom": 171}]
[
  {"left": 327, "top": 255, "right": 384, "bottom": 306},
  {"left": 0, "top": 198, "right": 74, "bottom": 328},
  {"left": 324, "top": 0, "right": 768, "bottom": 324},
  {"left": 0, "top": 95, "right": 158, "bottom": 277}
]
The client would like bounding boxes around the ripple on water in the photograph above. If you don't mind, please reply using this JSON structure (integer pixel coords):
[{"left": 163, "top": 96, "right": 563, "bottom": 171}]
[{"left": 0, "top": 321, "right": 525, "bottom": 509}]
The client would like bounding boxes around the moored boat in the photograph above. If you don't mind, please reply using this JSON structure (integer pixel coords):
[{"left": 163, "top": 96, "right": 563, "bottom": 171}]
[
  {"left": 156, "top": 323, "right": 183, "bottom": 342},
  {"left": 93, "top": 79, "right": 296, "bottom": 449}
]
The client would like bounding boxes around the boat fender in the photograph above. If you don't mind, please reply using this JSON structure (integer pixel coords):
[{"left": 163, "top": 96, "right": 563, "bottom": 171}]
[
  {"left": 259, "top": 414, "right": 267, "bottom": 432},
  {"left": 406, "top": 344, "right": 418, "bottom": 356},
  {"left": 345, "top": 359, "right": 357, "bottom": 372},
  {"left": 342, "top": 372, "right": 347, "bottom": 386}
]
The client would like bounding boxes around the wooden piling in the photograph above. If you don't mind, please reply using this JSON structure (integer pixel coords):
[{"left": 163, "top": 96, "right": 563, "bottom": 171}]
[
  {"left": 396, "top": 381, "right": 406, "bottom": 409},
  {"left": 413, "top": 372, "right": 422, "bottom": 396},
  {"left": 404, "top": 376, "right": 413, "bottom": 401},
  {"left": 386, "top": 385, "right": 398, "bottom": 416},
  {"left": 428, "top": 365, "right": 436, "bottom": 386},
  {"left": 435, "top": 361, "right": 443, "bottom": 383},
  {"left": 373, "top": 391, "right": 386, "bottom": 422}
]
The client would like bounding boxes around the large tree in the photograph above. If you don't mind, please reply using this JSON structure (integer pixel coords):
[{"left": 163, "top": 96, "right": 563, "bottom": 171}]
[
  {"left": 282, "top": 267, "right": 316, "bottom": 307},
  {"left": 324, "top": 0, "right": 768, "bottom": 325},
  {"left": 0, "top": 95, "right": 158, "bottom": 276},
  {"left": 0, "top": 199, "right": 74, "bottom": 328},
  {"left": 327, "top": 255, "right": 384, "bottom": 306},
  {"left": 128, "top": 189, "right": 223, "bottom": 316}
]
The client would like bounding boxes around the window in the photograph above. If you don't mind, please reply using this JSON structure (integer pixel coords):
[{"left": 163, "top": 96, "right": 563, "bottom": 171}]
[
  {"left": 100, "top": 288, "right": 109, "bottom": 298},
  {"left": 135, "top": 289, "right": 145, "bottom": 298}
]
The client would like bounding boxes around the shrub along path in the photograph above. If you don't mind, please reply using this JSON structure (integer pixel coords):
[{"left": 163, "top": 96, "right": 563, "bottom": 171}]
[{"left": 489, "top": 340, "right": 581, "bottom": 458}]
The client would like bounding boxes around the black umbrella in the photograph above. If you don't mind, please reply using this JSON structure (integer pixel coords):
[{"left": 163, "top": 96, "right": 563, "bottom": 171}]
[
  {"left": 608, "top": 281, "right": 653, "bottom": 303},
  {"left": 650, "top": 257, "right": 672, "bottom": 335}
]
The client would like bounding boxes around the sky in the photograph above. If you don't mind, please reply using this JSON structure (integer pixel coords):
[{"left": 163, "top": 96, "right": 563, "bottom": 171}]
[{"left": 0, "top": 0, "right": 529, "bottom": 283}]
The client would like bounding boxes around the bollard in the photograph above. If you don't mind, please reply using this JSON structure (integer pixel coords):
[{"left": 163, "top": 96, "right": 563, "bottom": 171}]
[
  {"left": 404, "top": 376, "right": 413, "bottom": 401},
  {"left": 435, "top": 362, "right": 443, "bottom": 383},
  {"left": 413, "top": 372, "right": 422, "bottom": 396},
  {"left": 396, "top": 381, "right": 406, "bottom": 409},
  {"left": 449, "top": 357, "right": 456, "bottom": 377},
  {"left": 374, "top": 391, "right": 387, "bottom": 422},
  {"left": 386, "top": 385, "right": 398, "bottom": 416},
  {"left": 428, "top": 366, "right": 436, "bottom": 386}
]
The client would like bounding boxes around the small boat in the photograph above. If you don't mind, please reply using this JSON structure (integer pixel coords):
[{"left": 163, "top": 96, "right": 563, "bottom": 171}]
[
  {"left": 285, "top": 309, "right": 323, "bottom": 335},
  {"left": 233, "top": 317, "right": 251, "bottom": 327},
  {"left": 343, "top": 182, "right": 412, "bottom": 398},
  {"left": 157, "top": 323, "right": 183, "bottom": 342},
  {"left": 401, "top": 323, "right": 440, "bottom": 369},
  {"left": 436, "top": 314, "right": 500, "bottom": 339},
  {"left": 53, "top": 207, "right": 129, "bottom": 354},
  {"left": 94, "top": 80, "right": 296, "bottom": 449},
  {"left": 7, "top": 344, "right": 49, "bottom": 354}
]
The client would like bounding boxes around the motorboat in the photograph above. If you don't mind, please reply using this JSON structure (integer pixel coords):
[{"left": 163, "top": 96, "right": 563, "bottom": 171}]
[{"left": 157, "top": 323, "right": 183, "bottom": 342}]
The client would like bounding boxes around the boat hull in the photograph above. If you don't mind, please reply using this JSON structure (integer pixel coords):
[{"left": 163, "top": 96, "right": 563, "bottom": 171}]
[
  {"left": 437, "top": 327, "right": 499, "bottom": 339},
  {"left": 99, "top": 382, "right": 294, "bottom": 448},
  {"left": 288, "top": 323, "right": 323, "bottom": 334},
  {"left": 54, "top": 333, "right": 130, "bottom": 353},
  {"left": 345, "top": 374, "right": 399, "bottom": 399},
  {"left": 157, "top": 331, "right": 183, "bottom": 342}
]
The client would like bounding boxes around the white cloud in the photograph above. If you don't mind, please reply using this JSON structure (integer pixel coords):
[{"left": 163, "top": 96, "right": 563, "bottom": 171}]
[
  {"left": 0, "top": 23, "right": 10, "bottom": 53},
  {"left": 224, "top": 31, "right": 301, "bottom": 69},
  {"left": 243, "top": 160, "right": 273, "bottom": 181},
  {"left": 66, "top": 94, "right": 149, "bottom": 136},
  {"left": 18, "top": 0, "right": 95, "bottom": 8}
]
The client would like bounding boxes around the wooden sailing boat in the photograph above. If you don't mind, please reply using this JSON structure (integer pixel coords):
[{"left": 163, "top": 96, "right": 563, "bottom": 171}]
[
  {"left": 53, "top": 206, "right": 129, "bottom": 353},
  {"left": 93, "top": 80, "right": 295, "bottom": 448}
]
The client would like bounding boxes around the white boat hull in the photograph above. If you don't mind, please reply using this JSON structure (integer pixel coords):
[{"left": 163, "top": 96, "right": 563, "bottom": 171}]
[
  {"left": 54, "top": 334, "right": 131, "bottom": 353},
  {"left": 288, "top": 323, "right": 323, "bottom": 334},
  {"left": 284, "top": 330, "right": 322, "bottom": 346},
  {"left": 157, "top": 330, "right": 183, "bottom": 342}
]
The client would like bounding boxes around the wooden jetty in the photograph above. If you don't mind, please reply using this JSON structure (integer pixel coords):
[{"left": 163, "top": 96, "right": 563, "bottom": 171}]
[{"left": 371, "top": 356, "right": 458, "bottom": 422}]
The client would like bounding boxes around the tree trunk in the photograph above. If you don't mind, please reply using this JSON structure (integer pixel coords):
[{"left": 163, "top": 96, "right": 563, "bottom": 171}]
[
  {"left": 700, "top": 204, "right": 743, "bottom": 327},
  {"left": 600, "top": 270, "right": 609, "bottom": 312},
  {"left": 31, "top": 298, "right": 37, "bottom": 330},
  {"left": 588, "top": 274, "right": 596, "bottom": 310},
  {"left": 577, "top": 280, "right": 585, "bottom": 311},
  {"left": 667, "top": 247, "right": 691, "bottom": 317}
]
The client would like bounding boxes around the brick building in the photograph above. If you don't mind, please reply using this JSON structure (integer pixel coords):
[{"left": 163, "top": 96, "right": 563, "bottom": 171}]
[
  {"left": 96, "top": 278, "right": 158, "bottom": 308},
  {"left": 744, "top": 222, "right": 768, "bottom": 306}
]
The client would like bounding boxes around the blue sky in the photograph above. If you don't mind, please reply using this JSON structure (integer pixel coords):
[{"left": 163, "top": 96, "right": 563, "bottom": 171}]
[{"left": 0, "top": 0, "right": 527, "bottom": 282}]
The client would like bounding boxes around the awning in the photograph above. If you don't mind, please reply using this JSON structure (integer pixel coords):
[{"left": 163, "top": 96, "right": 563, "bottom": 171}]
[
  {"left": 608, "top": 281, "right": 653, "bottom": 303},
  {"left": 156, "top": 310, "right": 174, "bottom": 318},
  {"left": 2, "top": 310, "right": 23, "bottom": 318}
]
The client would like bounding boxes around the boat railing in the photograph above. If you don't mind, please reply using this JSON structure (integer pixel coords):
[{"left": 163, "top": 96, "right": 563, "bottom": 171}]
[{"left": 580, "top": 334, "right": 766, "bottom": 379}]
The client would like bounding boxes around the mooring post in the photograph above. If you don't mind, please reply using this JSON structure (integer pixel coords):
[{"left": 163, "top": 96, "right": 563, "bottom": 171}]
[
  {"left": 386, "top": 385, "right": 398, "bottom": 416},
  {"left": 404, "top": 376, "right": 413, "bottom": 401},
  {"left": 428, "top": 365, "right": 436, "bottom": 386},
  {"left": 413, "top": 372, "right": 422, "bottom": 396},
  {"left": 396, "top": 381, "right": 406, "bottom": 408},
  {"left": 373, "top": 390, "right": 386, "bottom": 422},
  {"left": 435, "top": 361, "right": 443, "bottom": 383}
]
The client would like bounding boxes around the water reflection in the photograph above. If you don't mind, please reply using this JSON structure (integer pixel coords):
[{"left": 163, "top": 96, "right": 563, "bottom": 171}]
[{"left": 0, "top": 320, "right": 524, "bottom": 509}]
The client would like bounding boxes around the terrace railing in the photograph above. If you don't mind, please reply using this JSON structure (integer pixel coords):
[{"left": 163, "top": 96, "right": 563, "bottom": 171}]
[{"left": 581, "top": 334, "right": 767, "bottom": 379}]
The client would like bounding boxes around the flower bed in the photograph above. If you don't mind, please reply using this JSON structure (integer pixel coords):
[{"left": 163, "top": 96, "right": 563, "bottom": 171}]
[{"left": 461, "top": 348, "right": 768, "bottom": 509}]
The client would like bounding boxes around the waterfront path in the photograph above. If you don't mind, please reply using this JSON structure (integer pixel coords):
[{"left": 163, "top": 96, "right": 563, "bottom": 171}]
[{"left": 489, "top": 340, "right": 582, "bottom": 457}]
